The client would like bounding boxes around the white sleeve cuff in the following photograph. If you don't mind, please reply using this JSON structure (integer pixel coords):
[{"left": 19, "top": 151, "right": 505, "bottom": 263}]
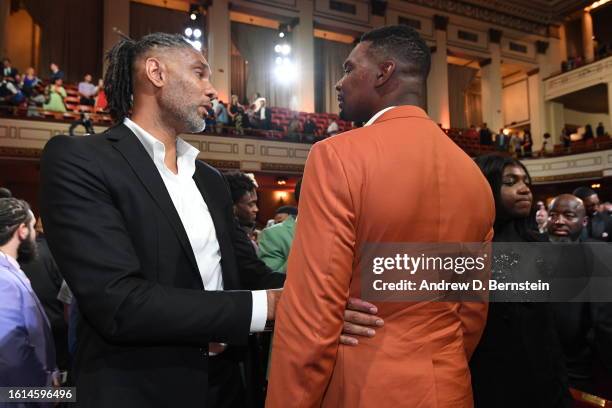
[{"left": 250, "top": 290, "right": 268, "bottom": 332}]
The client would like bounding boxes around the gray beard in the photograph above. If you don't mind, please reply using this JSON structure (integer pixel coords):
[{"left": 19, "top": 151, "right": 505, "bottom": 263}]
[{"left": 549, "top": 235, "right": 578, "bottom": 243}]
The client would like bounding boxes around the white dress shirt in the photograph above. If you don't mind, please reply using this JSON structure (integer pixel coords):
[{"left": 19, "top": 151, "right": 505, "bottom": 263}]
[
  {"left": 364, "top": 106, "right": 396, "bottom": 127},
  {"left": 124, "top": 118, "right": 267, "bottom": 333}
]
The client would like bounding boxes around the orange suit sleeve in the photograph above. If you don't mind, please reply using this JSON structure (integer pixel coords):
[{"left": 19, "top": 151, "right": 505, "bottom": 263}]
[
  {"left": 266, "top": 141, "right": 356, "bottom": 407},
  {"left": 459, "top": 227, "right": 493, "bottom": 358}
]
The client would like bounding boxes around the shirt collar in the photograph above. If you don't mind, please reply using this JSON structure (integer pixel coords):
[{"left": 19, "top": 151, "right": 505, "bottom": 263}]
[
  {"left": 364, "top": 106, "right": 396, "bottom": 127},
  {"left": 0, "top": 250, "right": 20, "bottom": 272},
  {"left": 123, "top": 118, "right": 200, "bottom": 176}
]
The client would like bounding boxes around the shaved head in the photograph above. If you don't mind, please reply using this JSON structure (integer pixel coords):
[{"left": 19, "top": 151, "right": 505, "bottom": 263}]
[{"left": 548, "top": 194, "right": 587, "bottom": 242}]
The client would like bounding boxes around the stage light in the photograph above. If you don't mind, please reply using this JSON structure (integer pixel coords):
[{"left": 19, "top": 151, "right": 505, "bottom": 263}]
[
  {"left": 185, "top": 27, "right": 193, "bottom": 37},
  {"left": 193, "top": 40, "right": 202, "bottom": 51},
  {"left": 190, "top": 13, "right": 197, "bottom": 20},
  {"left": 279, "top": 32, "right": 285, "bottom": 38},
  {"left": 194, "top": 29, "right": 202, "bottom": 39},
  {"left": 275, "top": 56, "right": 282, "bottom": 65},
  {"left": 281, "top": 44, "right": 291, "bottom": 55},
  {"left": 274, "top": 44, "right": 282, "bottom": 53},
  {"left": 274, "top": 60, "right": 297, "bottom": 84}
]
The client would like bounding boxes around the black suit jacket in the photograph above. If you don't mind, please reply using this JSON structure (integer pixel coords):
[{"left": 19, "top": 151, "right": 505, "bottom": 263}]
[{"left": 40, "top": 124, "right": 283, "bottom": 407}]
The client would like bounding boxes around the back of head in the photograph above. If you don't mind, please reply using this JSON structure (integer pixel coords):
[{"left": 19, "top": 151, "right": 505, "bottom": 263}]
[
  {"left": 0, "top": 187, "right": 12, "bottom": 198},
  {"left": 0, "top": 198, "right": 32, "bottom": 246},
  {"left": 360, "top": 25, "right": 431, "bottom": 81},
  {"left": 572, "top": 186, "right": 596, "bottom": 201},
  {"left": 104, "top": 32, "right": 192, "bottom": 121},
  {"left": 224, "top": 171, "right": 257, "bottom": 204}
]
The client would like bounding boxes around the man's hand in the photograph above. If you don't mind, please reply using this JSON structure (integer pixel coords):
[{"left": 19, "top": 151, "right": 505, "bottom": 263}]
[
  {"left": 266, "top": 288, "right": 283, "bottom": 320},
  {"left": 340, "top": 297, "right": 383, "bottom": 346}
]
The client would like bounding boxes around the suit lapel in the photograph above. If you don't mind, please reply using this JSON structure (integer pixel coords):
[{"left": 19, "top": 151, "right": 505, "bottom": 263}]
[{"left": 108, "top": 124, "right": 201, "bottom": 278}]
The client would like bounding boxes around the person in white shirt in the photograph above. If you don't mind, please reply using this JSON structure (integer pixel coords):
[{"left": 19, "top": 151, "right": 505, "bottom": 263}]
[
  {"left": 40, "top": 32, "right": 382, "bottom": 408},
  {"left": 327, "top": 119, "right": 339, "bottom": 136}
]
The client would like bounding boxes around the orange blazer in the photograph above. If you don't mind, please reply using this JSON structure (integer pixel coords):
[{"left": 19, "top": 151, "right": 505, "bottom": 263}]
[{"left": 266, "top": 106, "right": 495, "bottom": 408}]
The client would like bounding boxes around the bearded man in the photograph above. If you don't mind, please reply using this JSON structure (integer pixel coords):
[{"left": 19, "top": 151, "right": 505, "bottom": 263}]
[{"left": 0, "top": 197, "right": 58, "bottom": 387}]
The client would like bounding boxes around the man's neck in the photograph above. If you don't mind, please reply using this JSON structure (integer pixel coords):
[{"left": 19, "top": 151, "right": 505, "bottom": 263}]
[
  {"left": 131, "top": 108, "right": 179, "bottom": 174},
  {"left": 0, "top": 244, "right": 17, "bottom": 260}
]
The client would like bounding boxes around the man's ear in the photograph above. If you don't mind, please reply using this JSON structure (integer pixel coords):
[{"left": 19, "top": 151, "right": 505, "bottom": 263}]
[
  {"left": 17, "top": 223, "right": 28, "bottom": 240},
  {"left": 375, "top": 60, "right": 396, "bottom": 88},
  {"left": 144, "top": 57, "right": 166, "bottom": 88}
]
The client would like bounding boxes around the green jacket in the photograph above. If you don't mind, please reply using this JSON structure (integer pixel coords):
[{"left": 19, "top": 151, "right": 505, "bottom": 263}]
[{"left": 257, "top": 216, "right": 296, "bottom": 273}]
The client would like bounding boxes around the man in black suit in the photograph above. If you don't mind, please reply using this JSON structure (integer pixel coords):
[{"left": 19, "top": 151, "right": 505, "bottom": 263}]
[
  {"left": 548, "top": 194, "right": 612, "bottom": 399},
  {"left": 40, "top": 33, "right": 381, "bottom": 407},
  {"left": 2, "top": 58, "right": 18, "bottom": 80},
  {"left": 573, "top": 187, "right": 612, "bottom": 242}
]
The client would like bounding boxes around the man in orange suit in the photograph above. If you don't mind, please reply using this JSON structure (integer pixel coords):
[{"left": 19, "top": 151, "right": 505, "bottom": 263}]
[{"left": 266, "top": 25, "right": 495, "bottom": 407}]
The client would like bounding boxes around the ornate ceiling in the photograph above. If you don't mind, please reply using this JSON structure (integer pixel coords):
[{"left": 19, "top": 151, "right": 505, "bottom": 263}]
[{"left": 402, "top": 0, "right": 591, "bottom": 35}]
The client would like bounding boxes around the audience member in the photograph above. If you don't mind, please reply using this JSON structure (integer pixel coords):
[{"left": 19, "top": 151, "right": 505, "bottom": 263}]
[
  {"left": 225, "top": 171, "right": 260, "bottom": 246},
  {"left": 573, "top": 187, "right": 612, "bottom": 241},
  {"left": 535, "top": 208, "right": 548, "bottom": 234},
  {"left": 583, "top": 124, "right": 594, "bottom": 141},
  {"left": 496, "top": 129, "right": 508, "bottom": 151},
  {"left": 20, "top": 67, "right": 41, "bottom": 98},
  {"left": 228, "top": 94, "right": 245, "bottom": 135},
  {"left": 94, "top": 79, "right": 107, "bottom": 110},
  {"left": 596, "top": 122, "right": 605, "bottom": 138},
  {"left": 540, "top": 132, "right": 551, "bottom": 156},
  {"left": 43, "top": 78, "right": 67, "bottom": 112},
  {"left": 2, "top": 58, "right": 18, "bottom": 80},
  {"left": 547, "top": 194, "right": 612, "bottom": 399},
  {"left": 21, "top": 217, "right": 70, "bottom": 375},
  {"left": 258, "top": 181, "right": 300, "bottom": 273},
  {"left": 78, "top": 74, "right": 98, "bottom": 106},
  {"left": 204, "top": 105, "right": 216, "bottom": 132},
  {"left": 561, "top": 126, "right": 571, "bottom": 149},
  {"left": 471, "top": 154, "right": 571, "bottom": 408},
  {"left": 213, "top": 99, "right": 229, "bottom": 133},
  {"left": 49, "top": 62, "right": 64, "bottom": 82},
  {"left": 466, "top": 124, "right": 478, "bottom": 139},
  {"left": 256, "top": 99, "right": 271, "bottom": 130},
  {"left": 287, "top": 115, "right": 301, "bottom": 141},
  {"left": 302, "top": 115, "right": 318, "bottom": 141},
  {"left": 522, "top": 130, "right": 533, "bottom": 157},
  {"left": 0, "top": 76, "right": 25, "bottom": 105},
  {"left": 479, "top": 122, "right": 492, "bottom": 145},
  {"left": 509, "top": 132, "right": 522, "bottom": 157},
  {"left": 0, "top": 198, "right": 59, "bottom": 387},
  {"left": 327, "top": 119, "right": 339, "bottom": 136}
]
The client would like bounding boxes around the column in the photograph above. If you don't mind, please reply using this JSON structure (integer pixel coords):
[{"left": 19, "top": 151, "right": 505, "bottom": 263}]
[
  {"left": 480, "top": 29, "right": 503, "bottom": 134},
  {"left": 207, "top": 0, "right": 231, "bottom": 102},
  {"left": 0, "top": 0, "right": 10, "bottom": 58},
  {"left": 103, "top": 0, "right": 130, "bottom": 71},
  {"left": 527, "top": 41, "right": 549, "bottom": 152},
  {"left": 581, "top": 10, "right": 594, "bottom": 63},
  {"left": 295, "top": 0, "right": 315, "bottom": 112},
  {"left": 547, "top": 101, "right": 565, "bottom": 146},
  {"left": 426, "top": 15, "right": 449, "bottom": 128},
  {"left": 608, "top": 82, "right": 612, "bottom": 132}
]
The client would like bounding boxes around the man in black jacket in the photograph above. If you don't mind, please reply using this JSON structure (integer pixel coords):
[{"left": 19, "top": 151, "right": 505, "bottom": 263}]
[
  {"left": 41, "top": 33, "right": 380, "bottom": 407},
  {"left": 548, "top": 194, "right": 612, "bottom": 399}
]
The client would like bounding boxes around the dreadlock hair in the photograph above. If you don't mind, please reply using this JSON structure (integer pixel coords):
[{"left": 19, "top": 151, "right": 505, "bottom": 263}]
[
  {"left": 0, "top": 198, "right": 32, "bottom": 246},
  {"left": 360, "top": 25, "right": 431, "bottom": 81},
  {"left": 104, "top": 32, "right": 193, "bottom": 122},
  {"left": 224, "top": 171, "right": 257, "bottom": 204}
]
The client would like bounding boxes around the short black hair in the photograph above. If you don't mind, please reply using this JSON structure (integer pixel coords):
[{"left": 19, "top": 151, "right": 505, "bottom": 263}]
[
  {"left": 0, "top": 198, "right": 32, "bottom": 246},
  {"left": 573, "top": 186, "right": 597, "bottom": 200},
  {"left": 360, "top": 25, "right": 431, "bottom": 79},
  {"left": 225, "top": 172, "right": 257, "bottom": 204},
  {"left": 276, "top": 206, "right": 298, "bottom": 216},
  {"left": 104, "top": 32, "right": 193, "bottom": 121},
  {"left": 0, "top": 187, "right": 12, "bottom": 198}
]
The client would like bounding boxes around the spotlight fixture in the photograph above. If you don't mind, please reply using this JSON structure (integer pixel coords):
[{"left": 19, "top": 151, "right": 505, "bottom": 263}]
[
  {"left": 190, "top": 13, "right": 197, "bottom": 20},
  {"left": 279, "top": 32, "right": 285, "bottom": 38},
  {"left": 276, "top": 176, "right": 288, "bottom": 185},
  {"left": 185, "top": 27, "right": 193, "bottom": 37},
  {"left": 194, "top": 28, "right": 202, "bottom": 39}
]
